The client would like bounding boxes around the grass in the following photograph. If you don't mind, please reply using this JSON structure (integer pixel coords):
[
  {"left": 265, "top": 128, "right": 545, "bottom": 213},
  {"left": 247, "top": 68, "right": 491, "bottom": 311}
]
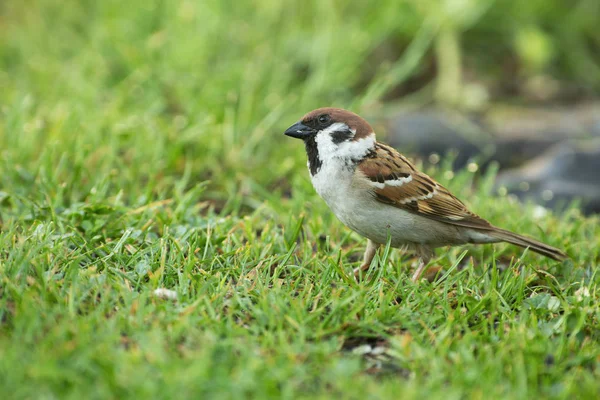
[{"left": 1, "top": 0, "right": 600, "bottom": 398}]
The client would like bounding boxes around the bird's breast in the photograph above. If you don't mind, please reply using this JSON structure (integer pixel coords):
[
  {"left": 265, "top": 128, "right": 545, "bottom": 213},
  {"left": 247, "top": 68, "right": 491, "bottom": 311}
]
[
  {"left": 309, "top": 159, "right": 468, "bottom": 247},
  {"left": 309, "top": 159, "right": 357, "bottom": 211},
  {"left": 310, "top": 160, "right": 380, "bottom": 234}
]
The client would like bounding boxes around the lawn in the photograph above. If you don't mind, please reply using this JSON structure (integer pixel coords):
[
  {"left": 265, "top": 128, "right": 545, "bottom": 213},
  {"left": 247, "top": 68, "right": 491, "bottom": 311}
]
[{"left": 1, "top": 0, "right": 600, "bottom": 398}]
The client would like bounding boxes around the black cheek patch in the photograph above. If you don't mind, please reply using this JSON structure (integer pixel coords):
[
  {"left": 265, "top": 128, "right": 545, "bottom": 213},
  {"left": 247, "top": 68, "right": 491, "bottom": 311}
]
[{"left": 330, "top": 129, "right": 354, "bottom": 144}]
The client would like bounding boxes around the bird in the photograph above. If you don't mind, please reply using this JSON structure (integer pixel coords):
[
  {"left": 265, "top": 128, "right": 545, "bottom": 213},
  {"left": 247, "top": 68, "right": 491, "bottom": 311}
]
[{"left": 284, "top": 107, "right": 568, "bottom": 281}]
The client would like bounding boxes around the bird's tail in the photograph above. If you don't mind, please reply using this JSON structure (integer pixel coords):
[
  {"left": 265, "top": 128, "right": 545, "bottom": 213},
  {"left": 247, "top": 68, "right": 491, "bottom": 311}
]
[{"left": 488, "top": 227, "right": 567, "bottom": 261}]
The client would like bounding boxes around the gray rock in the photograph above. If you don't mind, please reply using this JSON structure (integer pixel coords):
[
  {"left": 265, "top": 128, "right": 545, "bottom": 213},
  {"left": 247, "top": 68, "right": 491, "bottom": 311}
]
[
  {"left": 384, "top": 103, "right": 600, "bottom": 214},
  {"left": 495, "top": 140, "right": 600, "bottom": 215},
  {"left": 385, "top": 103, "right": 600, "bottom": 169},
  {"left": 488, "top": 103, "right": 600, "bottom": 168},
  {"left": 385, "top": 110, "right": 495, "bottom": 169}
]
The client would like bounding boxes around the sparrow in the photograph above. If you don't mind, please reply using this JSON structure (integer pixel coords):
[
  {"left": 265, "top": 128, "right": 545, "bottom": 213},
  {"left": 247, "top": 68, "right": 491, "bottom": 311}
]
[{"left": 284, "top": 107, "right": 568, "bottom": 281}]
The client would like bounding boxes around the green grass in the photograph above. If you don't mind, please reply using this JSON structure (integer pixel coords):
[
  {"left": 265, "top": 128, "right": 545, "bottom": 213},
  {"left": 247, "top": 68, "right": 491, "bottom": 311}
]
[{"left": 1, "top": 0, "right": 600, "bottom": 398}]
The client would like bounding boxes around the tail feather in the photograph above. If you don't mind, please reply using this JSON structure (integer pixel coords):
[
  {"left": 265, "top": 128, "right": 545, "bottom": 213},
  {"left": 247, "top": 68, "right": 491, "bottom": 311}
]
[{"left": 488, "top": 227, "right": 567, "bottom": 261}]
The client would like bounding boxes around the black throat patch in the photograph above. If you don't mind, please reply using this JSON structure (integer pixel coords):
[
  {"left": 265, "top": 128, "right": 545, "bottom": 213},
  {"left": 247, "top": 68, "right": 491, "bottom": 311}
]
[{"left": 304, "top": 135, "right": 322, "bottom": 176}]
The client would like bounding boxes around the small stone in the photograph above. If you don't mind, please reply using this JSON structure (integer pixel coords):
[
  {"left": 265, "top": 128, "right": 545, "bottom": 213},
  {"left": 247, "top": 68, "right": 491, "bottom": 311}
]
[
  {"left": 352, "top": 345, "right": 373, "bottom": 355},
  {"left": 370, "top": 346, "right": 387, "bottom": 356},
  {"left": 575, "top": 287, "right": 590, "bottom": 302},
  {"left": 153, "top": 288, "right": 178, "bottom": 300}
]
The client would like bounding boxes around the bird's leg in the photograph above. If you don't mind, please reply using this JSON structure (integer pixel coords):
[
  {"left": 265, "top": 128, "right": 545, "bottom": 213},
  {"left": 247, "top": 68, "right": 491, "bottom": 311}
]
[
  {"left": 411, "top": 246, "right": 433, "bottom": 282},
  {"left": 353, "top": 240, "right": 380, "bottom": 279},
  {"left": 411, "top": 260, "right": 428, "bottom": 282}
]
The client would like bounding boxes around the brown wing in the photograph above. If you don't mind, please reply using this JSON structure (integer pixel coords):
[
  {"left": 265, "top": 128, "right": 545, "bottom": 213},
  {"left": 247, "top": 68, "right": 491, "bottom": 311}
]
[{"left": 358, "top": 143, "right": 492, "bottom": 230}]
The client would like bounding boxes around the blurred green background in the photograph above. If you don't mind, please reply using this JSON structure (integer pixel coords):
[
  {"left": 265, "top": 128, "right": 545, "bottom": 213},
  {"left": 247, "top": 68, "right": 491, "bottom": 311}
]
[
  {"left": 2, "top": 0, "right": 599, "bottom": 208},
  {"left": 1, "top": 1, "right": 600, "bottom": 398}
]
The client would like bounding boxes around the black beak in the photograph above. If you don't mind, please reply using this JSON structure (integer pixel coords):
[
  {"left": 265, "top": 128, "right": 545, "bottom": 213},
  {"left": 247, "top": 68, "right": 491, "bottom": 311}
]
[{"left": 284, "top": 121, "right": 315, "bottom": 140}]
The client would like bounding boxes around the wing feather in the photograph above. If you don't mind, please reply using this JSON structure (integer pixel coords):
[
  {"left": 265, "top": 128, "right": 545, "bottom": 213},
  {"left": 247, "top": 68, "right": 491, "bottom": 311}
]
[{"left": 359, "top": 143, "right": 492, "bottom": 230}]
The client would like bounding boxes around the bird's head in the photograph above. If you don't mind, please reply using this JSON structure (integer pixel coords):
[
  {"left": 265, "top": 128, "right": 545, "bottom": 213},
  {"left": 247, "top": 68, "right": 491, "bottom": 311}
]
[{"left": 284, "top": 108, "right": 376, "bottom": 174}]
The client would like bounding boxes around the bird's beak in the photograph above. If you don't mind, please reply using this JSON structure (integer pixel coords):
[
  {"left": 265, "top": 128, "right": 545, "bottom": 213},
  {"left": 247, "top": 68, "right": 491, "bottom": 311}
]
[{"left": 284, "top": 121, "right": 315, "bottom": 140}]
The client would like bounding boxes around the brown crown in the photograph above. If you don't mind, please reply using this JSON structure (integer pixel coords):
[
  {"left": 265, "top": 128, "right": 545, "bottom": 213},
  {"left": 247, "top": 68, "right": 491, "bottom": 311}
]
[{"left": 302, "top": 108, "right": 374, "bottom": 139}]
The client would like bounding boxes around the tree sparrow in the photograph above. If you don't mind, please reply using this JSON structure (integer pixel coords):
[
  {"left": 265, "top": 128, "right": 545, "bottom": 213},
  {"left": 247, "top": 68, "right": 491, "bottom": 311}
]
[{"left": 284, "top": 108, "right": 567, "bottom": 281}]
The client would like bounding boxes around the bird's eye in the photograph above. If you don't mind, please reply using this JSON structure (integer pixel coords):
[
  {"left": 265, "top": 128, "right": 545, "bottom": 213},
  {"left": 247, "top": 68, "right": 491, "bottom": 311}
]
[{"left": 318, "top": 114, "right": 330, "bottom": 125}]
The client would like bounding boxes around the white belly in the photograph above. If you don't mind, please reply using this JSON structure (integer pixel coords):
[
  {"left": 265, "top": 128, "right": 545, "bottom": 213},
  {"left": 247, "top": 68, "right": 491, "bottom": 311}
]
[{"left": 310, "top": 161, "right": 467, "bottom": 247}]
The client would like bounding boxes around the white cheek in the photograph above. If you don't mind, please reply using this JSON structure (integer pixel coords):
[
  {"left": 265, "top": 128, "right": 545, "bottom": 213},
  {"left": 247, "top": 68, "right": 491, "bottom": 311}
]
[
  {"left": 315, "top": 123, "right": 375, "bottom": 161},
  {"left": 336, "top": 135, "right": 375, "bottom": 159},
  {"left": 315, "top": 131, "right": 339, "bottom": 159}
]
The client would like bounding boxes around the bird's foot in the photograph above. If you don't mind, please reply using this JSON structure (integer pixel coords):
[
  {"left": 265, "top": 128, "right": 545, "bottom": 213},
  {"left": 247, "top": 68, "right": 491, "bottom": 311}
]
[
  {"left": 353, "top": 263, "right": 371, "bottom": 281},
  {"left": 412, "top": 263, "right": 446, "bottom": 282},
  {"left": 411, "top": 260, "right": 428, "bottom": 282}
]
